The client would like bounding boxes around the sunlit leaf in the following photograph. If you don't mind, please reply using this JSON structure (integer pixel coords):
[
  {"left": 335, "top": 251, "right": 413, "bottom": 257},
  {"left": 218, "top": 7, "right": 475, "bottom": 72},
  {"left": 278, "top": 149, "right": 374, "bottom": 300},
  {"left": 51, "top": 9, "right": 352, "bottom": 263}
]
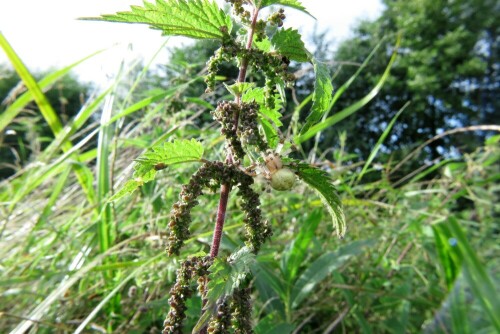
[
  {"left": 108, "top": 170, "right": 156, "bottom": 202},
  {"left": 88, "top": 0, "right": 233, "bottom": 40},
  {"left": 260, "top": 118, "right": 280, "bottom": 149},
  {"left": 134, "top": 138, "right": 204, "bottom": 176},
  {"left": 271, "top": 28, "right": 308, "bottom": 62},
  {"left": 254, "top": 37, "right": 272, "bottom": 52},
  {"left": 109, "top": 139, "right": 203, "bottom": 202},
  {"left": 224, "top": 82, "right": 256, "bottom": 97}
]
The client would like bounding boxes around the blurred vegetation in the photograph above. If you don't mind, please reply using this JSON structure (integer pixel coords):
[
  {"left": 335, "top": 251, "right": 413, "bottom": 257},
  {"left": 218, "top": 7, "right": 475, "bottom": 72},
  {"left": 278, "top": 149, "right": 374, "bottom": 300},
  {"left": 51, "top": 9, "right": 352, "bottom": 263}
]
[
  {"left": 0, "top": 65, "right": 92, "bottom": 179},
  {"left": 0, "top": 0, "right": 499, "bottom": 333}
]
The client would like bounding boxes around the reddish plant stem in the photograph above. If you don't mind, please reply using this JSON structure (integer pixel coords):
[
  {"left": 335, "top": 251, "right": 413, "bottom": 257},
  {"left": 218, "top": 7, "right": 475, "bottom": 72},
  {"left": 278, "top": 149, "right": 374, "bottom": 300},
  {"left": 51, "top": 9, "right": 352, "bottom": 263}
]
[
  {"left": 209, "top": 6, "right": 260, "bottom": 259},
  {"left": 210, "top": 183, "right": 231, "bottom": 257}
]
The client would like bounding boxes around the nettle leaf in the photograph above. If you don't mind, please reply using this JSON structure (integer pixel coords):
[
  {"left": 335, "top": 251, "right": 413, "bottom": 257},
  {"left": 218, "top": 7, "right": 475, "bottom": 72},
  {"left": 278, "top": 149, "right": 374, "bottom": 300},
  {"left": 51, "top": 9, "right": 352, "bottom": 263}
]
[
  {"left": 193, "top": 247, "right": 255, "bottom": 333},
  {"left": 271, "top": 28, "right": 308, "bottom": 62},
  {"left": 224, "top": 82, "right": 255, "bottom": 97},
  {"left": 207, "top": 247, "right": 255, "bottom": 300},
  {"left": 292, "top": 163, "right": 346, "bottom": 238},
  {"left": 254, "top": 37, "right": 272, "bottom": 53},
  {"left": 108, "top": 179, "right": 146, "bottom": 202},
  {"left": 92, "top": 0, "right": 232, "bottom": 40},
  {"left": 134, "top": 138, "right": 204, "bottom": 172},
  {"left": 108, "top": 169, "right": 157, "bottom": 202},
  {"left": 109, "top": 139, "right": 203, "bottom": 202},
  {"left": 260, "top": 118, "right": 280, "bottom": 149},
  {"left": 300, "top": 56, "right": 333, "bottom": 135},
  {"left": 258, "top": 0, "right": 314, "bottom": 18}
]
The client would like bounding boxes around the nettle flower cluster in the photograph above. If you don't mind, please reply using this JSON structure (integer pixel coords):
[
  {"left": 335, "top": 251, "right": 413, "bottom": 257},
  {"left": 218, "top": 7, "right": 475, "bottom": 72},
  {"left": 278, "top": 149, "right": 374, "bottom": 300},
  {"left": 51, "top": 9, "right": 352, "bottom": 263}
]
[
  {"left": 98, "top": 0, "right": 345, "bottom": 332},
  {"left": 166, "top": 161, "right": 272, "bottom": 256}
]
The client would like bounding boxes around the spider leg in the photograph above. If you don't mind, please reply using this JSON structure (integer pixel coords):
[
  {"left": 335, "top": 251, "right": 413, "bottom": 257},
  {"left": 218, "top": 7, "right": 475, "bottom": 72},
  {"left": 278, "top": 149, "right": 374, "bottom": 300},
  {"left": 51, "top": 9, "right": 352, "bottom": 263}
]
[{"left": 238, "top": 165, "right": 258, "bottom": 177}]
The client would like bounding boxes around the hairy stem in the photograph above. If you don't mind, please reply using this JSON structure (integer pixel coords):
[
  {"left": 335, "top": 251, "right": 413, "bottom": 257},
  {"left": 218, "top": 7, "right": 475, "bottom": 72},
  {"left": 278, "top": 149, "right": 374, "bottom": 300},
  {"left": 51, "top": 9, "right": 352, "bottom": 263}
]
[{"left": 209, "top": 7, "right": 260, "bottom": 259}]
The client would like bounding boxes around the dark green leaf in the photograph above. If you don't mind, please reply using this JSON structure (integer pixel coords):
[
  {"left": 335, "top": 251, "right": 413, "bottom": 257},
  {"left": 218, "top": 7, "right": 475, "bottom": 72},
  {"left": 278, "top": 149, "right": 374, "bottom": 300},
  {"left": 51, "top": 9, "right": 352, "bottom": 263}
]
[
  {"left": 293, "top": 163, "right": 345, "bottom": 238},
  {"left": 206, "top": 247, "right": 255, "bottom": 302},
  {"left": 254, "top": 263, "right": 287, "bottom": 300},
  {"left": 271, "top": 28, "right": 308, "bottom": 62},
  {"left": 281, "top": 210, "right": 322, "bottom": 282},
  {"left": 333, "top": 272, "right": 372, "bottom": 333},
  {"left": 256, "top": 320, "right": 295, "bottom": 334},
  {"left": 299, "top": 56, "right": 333, "bottom": 134},
  {"left": 89, "top": 0, "right": 233, "bottom": 40}
]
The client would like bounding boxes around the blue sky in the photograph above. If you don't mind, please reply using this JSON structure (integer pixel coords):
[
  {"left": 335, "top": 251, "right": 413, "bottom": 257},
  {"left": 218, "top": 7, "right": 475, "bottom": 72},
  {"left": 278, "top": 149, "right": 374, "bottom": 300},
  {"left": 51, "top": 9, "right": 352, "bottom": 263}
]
[{"left": 0, "top": 0, "right": 383, "bottom": 83}]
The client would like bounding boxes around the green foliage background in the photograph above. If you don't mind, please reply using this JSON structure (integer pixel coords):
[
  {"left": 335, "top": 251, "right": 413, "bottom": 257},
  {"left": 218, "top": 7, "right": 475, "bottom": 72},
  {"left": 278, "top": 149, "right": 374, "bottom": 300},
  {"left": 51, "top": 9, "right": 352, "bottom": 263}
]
[{"left": 0, "top": 0, "right": 498, "bottom": 333}]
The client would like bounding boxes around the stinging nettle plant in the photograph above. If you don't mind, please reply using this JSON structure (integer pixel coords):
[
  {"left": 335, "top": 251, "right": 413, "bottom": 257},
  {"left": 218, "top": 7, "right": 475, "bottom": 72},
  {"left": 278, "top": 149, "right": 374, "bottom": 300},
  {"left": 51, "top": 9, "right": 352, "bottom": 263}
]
[{"left": 91, "top": 0, "right": 346, "bottom": 332}]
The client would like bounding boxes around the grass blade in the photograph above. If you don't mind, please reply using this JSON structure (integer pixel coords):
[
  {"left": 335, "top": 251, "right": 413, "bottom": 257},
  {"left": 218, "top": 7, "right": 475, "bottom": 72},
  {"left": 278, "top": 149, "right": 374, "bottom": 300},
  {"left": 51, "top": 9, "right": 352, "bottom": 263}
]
[
  {"left": 0, "top": 32, "right": 96, "bottom": 205},
  {"left": 434, "top": 218, "right": 500, "bottom": 331},
  {"left": 309, "top": 39, "right": 386, "bottom": 162},
  {"left": 0, "top": 36, "right": 103, "bottom": 133},
  {"left": 280, "top": 209, "right": 322, "bottom": 282},
  {"left": 291, "top": 240, "right": 372, "bottom": 308},
  {"left": 73, "top": 254, "right": 162, "bottom": 334},
  {"left": 355, "top": 101, "right": 409, "bottom": 183},
  {"left": 295, "top": 35, "right": 401, "bottom": 144},
  {"left": 96, "top": 94, "right": 115, "bottom": 254}
]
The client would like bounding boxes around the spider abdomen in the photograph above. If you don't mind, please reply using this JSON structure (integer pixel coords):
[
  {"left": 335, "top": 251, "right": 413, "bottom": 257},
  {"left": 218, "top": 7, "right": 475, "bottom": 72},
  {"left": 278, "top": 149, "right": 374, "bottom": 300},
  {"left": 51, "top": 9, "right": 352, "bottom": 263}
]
[{"left": 270, "top": 168, "right": 296, "bottom": 191}]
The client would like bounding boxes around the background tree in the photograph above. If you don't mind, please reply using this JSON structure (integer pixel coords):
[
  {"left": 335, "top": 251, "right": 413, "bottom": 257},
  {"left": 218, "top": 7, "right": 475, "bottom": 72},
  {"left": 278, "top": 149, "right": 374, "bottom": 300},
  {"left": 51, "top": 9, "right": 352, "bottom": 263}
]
[{"left": 328, "top": 0, "right": 499, "bottom": 167}]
